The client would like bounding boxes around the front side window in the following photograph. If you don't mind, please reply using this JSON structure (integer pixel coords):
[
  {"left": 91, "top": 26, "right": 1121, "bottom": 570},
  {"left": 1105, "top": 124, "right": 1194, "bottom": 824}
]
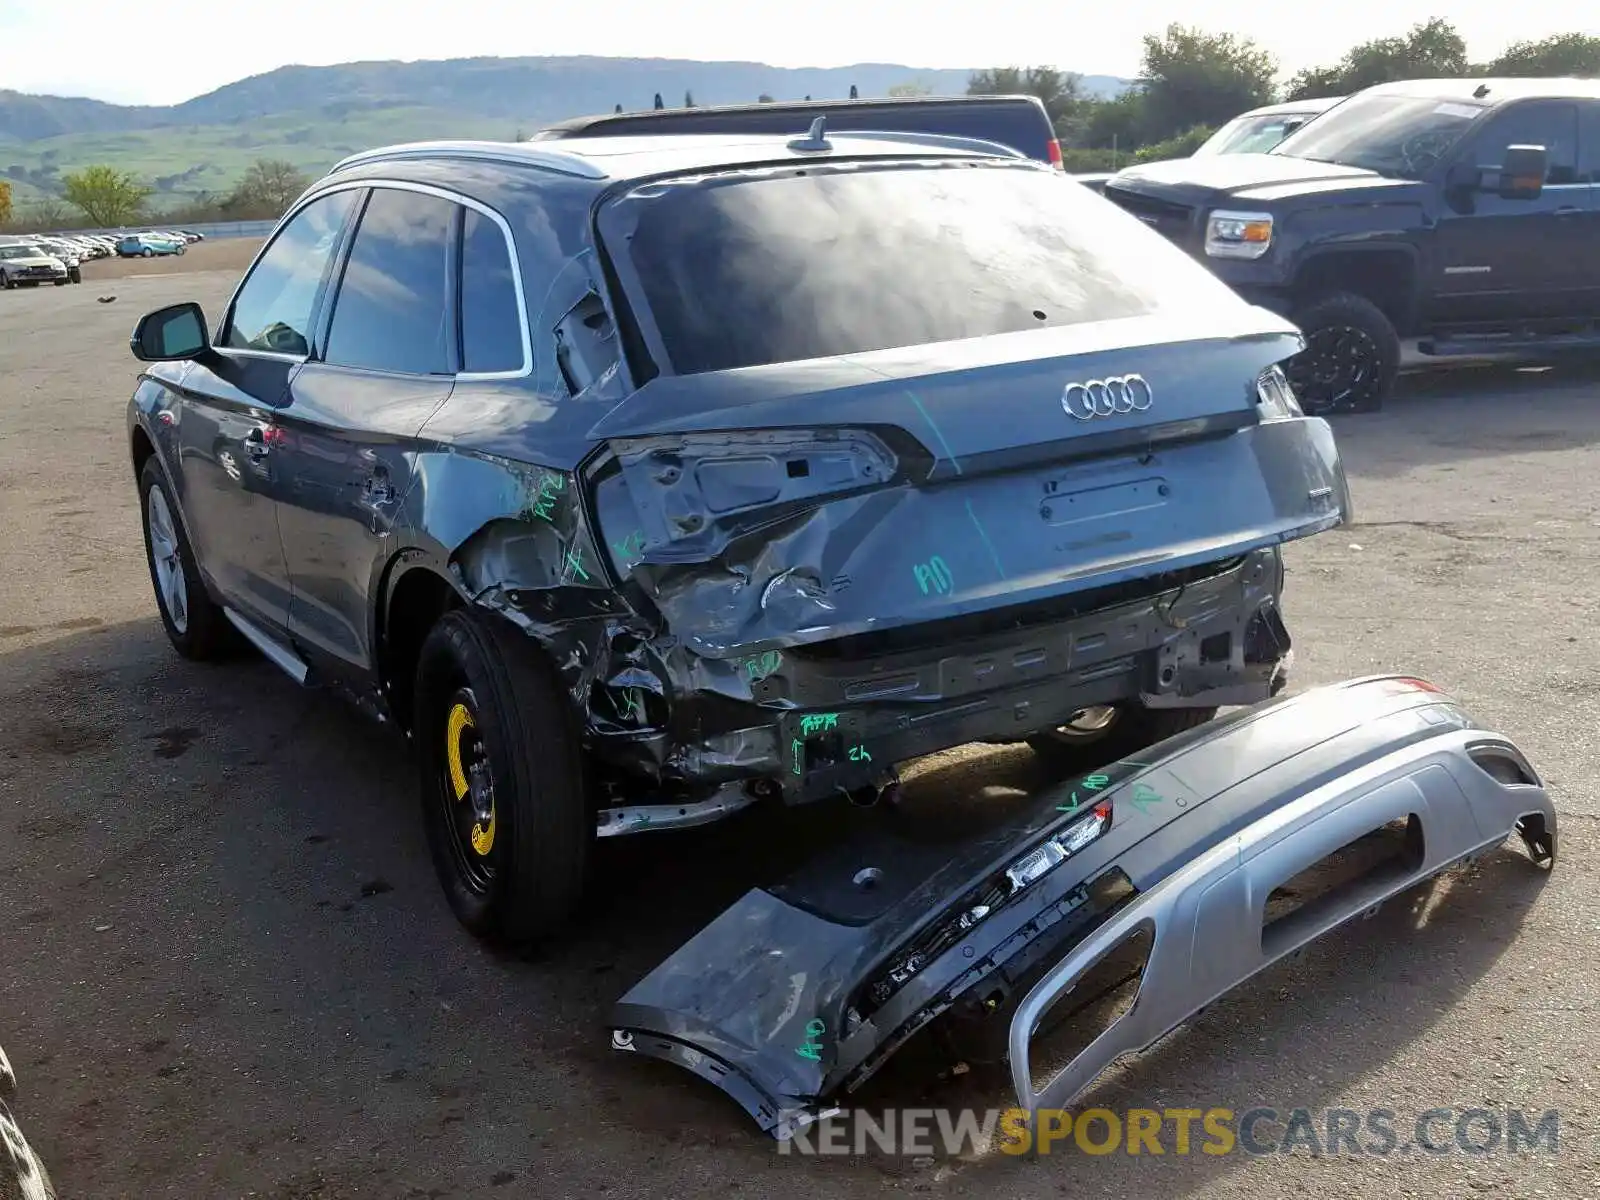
[
  {"left": 223, "top": 189, "right": 356, "bottom": 356},
  {"left": 1274, "top": 92, "right": 1489, "bottom": 176},
  {"left": 323, "top": 188, "right": 456, "bottom": 375},
  {"left": 600, "top": 160, "right": 1215, "bottom": 377},
  {"left": 1460, "top": 101, "right": 1580, "bottom": 184}
]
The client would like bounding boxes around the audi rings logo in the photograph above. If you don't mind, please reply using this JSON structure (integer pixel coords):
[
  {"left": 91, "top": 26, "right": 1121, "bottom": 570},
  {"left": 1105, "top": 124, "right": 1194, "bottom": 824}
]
[{"left": 1061, "top": 375, "right": 1154, "bottom": 421}]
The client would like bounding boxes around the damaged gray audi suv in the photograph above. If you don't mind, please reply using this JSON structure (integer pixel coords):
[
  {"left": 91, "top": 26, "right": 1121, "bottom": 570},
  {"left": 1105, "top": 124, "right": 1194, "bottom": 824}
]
[{"left": 126, "top": 125, "right": 1350, "bottom": 943}]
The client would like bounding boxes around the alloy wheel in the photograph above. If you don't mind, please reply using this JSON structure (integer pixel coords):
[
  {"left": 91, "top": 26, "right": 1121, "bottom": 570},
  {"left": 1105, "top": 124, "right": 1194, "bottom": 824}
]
[
  {"left": 1285, "top": 324, "right": 1383, "bottom": 415},
  {"left": 145, "top": 486, "right": 189, "bottom": 634}
]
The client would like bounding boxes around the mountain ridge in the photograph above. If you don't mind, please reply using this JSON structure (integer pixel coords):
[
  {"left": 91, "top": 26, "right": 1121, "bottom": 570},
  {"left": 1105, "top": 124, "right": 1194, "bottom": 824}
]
[
  {"left": 0, "top": 56, "right": 1132, "bottom": 142},
  {"left": 0, "top": 55, "right": 1132, "bottom": 211},
  {"left": 0, "top": 55, "right": 1132, "bottom": 142}
]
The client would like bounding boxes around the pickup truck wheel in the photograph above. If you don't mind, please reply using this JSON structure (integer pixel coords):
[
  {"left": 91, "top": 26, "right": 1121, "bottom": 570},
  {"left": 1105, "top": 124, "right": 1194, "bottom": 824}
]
[
  {"left": 413, "top": 610, "right": 590, "bottom": 946},
  {"left": 1284, "top": 292, "right": 1399, "bottom": 415},
  {"left": 1027, "top": 703, "right": 1217, "bottom": 774},
  {"left": 139, "top": 458, "right": 230, "bottom": 659}
]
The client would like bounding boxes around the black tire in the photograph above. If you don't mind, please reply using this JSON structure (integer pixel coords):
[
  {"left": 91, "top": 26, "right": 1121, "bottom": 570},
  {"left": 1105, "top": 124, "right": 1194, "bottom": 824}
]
[
  {"left": 138, "top": 457, "right": 229, "bottom": 660},
  {"left": 1027, "top": 703, "right": 1217, "bottom": 775},
  {"left": 0, "top": 271, "right": 10, "bottom": 289},
  {"left": 53, "top": 279, "right": 66, "bottom": 286},
  {"left": 1284, "top": 291, "right": 1400, "bottom": 416},
  {"left": 413, "top": 609, "right": 590, "bottom": 946}
]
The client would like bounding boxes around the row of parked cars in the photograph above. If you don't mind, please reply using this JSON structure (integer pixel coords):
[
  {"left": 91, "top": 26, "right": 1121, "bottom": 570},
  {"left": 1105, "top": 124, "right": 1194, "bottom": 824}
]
[{"left": 0, "top": 227, "right": 203, "bottom": 290}]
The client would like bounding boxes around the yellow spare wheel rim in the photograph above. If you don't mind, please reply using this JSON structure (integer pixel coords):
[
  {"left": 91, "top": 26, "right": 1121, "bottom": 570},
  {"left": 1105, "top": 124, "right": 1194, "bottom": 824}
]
[{"left": 446, "top": 700, "right": 496, "bottom": 856}]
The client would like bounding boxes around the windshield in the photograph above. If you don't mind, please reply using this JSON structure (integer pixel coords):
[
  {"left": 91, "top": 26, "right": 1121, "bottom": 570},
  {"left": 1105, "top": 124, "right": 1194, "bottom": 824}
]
[
  {"left": 1273, "top": 92, "right": 1487, "bottom": 176},
  {"left": 599, "top": 160, "right": 1232, "bottom": 376},
  {"left": 0, "top": 246, "right": 38, "bottom": 259},
  {"left": 1197, "top": 113, "right": 1314, "bottom": 157}
]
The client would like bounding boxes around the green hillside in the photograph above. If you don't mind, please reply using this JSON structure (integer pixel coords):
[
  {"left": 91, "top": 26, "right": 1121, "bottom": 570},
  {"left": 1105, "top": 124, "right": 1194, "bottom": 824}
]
[
  {"left": 0, "top": 55, "right": 1132, "bottom": 217},
  {"left": 3, "top": 106, "right": 514, "bottom": 206}
]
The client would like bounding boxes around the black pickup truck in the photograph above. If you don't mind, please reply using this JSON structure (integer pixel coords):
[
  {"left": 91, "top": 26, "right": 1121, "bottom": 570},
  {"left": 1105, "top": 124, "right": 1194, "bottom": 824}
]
[
  {"left": 1101, "top": 78, "right": 1600, "bottom": 414},
  {"left": 534, "top": 94, "right": 1066, "bottom": 169}
]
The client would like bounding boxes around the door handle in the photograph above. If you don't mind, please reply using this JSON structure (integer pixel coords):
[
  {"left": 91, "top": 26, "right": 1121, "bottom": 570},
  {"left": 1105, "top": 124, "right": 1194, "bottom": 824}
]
[
  {"left": 362, "top": 467, "right": 396, "bottom": 505},
  {"left": 243, "top": 428, "right": 270, "bottom": 460}
]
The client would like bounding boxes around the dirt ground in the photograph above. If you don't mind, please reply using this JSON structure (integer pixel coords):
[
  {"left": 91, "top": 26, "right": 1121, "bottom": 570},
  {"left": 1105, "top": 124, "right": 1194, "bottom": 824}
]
[
  {"left": 2, "top": 253, "right": 1599, "bottom": 1199},
  {"left": 79, "top": 237, "right": 264, "bottom": 283}
]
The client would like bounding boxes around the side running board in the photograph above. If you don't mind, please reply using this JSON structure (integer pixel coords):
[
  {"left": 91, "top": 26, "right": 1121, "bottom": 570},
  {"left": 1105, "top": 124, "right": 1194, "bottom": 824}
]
[{"left": 224, "top": 607, "right": 310, "bottom": 685}]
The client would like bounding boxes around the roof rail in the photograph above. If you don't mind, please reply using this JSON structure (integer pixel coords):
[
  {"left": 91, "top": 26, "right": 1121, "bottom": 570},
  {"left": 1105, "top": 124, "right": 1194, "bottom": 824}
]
[{"left": 328, "top": 141, "right": 608, "bottom": 180}]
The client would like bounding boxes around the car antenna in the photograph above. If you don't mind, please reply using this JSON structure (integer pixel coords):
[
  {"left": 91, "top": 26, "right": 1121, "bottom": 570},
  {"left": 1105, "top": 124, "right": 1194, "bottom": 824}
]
[
  {"left": 788, "top": 115, "right": 832, "bottom": 152},
  {"left": 1473, "top": 83, "right": 1491, "bottom": 99}
]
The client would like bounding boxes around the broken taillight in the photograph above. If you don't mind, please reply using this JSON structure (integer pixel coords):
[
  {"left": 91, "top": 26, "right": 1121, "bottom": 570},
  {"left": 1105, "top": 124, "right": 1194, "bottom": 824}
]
[
  {"left": 1374, "top": 676, "right": 1446, "bottom": 696},
  {"left": 859, "top": 804, "right": 1113, "bottom": 1013}
]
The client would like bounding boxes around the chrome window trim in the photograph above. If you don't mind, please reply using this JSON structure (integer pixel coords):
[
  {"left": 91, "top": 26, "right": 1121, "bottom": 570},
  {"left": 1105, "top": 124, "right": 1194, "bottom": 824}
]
[{"left": 219, "top": 176, "right": 533, "bottom": 381}]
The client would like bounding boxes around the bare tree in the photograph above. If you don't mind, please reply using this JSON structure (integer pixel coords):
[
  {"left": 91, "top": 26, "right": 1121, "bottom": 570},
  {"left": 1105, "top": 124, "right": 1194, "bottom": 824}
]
[
  {"left": 27, "top": 196, "right": 69, "bottom": 228},
  {"left": 227, "top": 158, "right": 311, "bottom": 217}
]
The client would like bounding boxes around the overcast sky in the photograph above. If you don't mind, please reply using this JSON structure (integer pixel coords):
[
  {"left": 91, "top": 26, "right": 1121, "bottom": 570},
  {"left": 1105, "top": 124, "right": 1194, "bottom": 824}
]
[{"left": 1, "top": 0, "right": 1583, "bottom": 105}]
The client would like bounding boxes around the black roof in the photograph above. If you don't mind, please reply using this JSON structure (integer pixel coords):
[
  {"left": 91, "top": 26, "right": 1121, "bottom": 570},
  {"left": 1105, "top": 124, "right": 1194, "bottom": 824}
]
[{"left": 538, "top": 93, "right": 1047, "bottom": 137}]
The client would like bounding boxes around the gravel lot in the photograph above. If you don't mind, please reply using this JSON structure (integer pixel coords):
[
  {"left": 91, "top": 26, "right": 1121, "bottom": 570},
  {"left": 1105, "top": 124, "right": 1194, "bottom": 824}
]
[{"left": 2, "top": 255, "right": 1598, "bottom": 1200}]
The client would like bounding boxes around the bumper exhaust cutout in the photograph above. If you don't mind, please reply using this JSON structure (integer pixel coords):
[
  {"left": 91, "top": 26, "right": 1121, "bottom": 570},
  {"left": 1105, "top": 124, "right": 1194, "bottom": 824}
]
[{"left": 609, "top": 675, "right": 1556, "bottom": 1137}]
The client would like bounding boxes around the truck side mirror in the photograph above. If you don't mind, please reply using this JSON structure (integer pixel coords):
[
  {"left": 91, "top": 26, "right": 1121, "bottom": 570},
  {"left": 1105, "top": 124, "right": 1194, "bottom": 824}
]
[{"left": 1498, "top": 144, "right": 1547, "bottom": 200}]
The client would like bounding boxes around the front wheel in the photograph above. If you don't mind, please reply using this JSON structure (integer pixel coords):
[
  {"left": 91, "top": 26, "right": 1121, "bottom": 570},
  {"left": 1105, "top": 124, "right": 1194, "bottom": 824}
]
[
  {"left": 413, "top": 610, "right": 591, "bottom": 946},
  {"left": 1284, "top": 291, "right": 1400, "bottom": 416},
  {"left": 1028, "top": 703, "right": 1217, "bottom": 775},
  {"left": 0, "top": 272, "right": 12, "bottom": 289}
]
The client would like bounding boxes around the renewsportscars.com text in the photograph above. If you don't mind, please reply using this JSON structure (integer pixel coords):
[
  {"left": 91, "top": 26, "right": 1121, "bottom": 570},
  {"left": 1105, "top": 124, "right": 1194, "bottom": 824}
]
[{"left": 776, "top": 1106, "right": 1561, "bottom": 1157}]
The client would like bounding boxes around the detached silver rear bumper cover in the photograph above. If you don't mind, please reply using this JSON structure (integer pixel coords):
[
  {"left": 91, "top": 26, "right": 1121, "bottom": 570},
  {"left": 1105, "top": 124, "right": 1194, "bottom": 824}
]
[
  {"left": 610, "top": 677, "right": 1555, "bottom": 1137},
  {"left": 1010, "top": 726, "right": 1556, "bottom": 1117}
]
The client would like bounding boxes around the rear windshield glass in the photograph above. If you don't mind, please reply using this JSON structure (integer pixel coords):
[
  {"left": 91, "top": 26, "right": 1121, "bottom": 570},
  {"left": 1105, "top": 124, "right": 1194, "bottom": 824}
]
[{"left": 599, "top": 161, "right": 1204, "bottom": 376}]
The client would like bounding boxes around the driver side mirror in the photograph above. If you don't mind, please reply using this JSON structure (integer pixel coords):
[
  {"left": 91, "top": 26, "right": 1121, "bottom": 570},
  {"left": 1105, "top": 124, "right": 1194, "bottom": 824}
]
[
  {"left": 1498, "top": 144, "right": 1547, "bottom": 200},
  {"left": 131, "top": 301, "right": 210, "bottom": 362}
]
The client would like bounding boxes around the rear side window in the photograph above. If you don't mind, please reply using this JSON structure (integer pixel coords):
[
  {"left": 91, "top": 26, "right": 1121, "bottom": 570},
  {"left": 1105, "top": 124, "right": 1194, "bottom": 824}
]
[
  {"left": 1581, "top": 102, "right": 1600, "bottom": 183},
  {"left": 460, "top": 208, "right": 524, "bottom": 374},
  {"left": 600, "top": 161, "right": 1215, "bottom": 376},
  {"left": 325, "top": 188, "right": 455, "bottom": 374},
  {"left": 223, "top": 189, "right": 356, "bottom": 356}
]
